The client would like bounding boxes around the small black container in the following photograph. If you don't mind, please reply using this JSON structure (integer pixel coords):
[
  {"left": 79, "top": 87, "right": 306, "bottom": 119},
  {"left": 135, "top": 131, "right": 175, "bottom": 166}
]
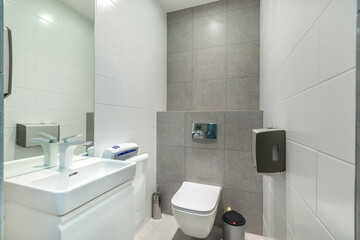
[{"left": 222, "top": 210, "right": 246, "bottom": 240}]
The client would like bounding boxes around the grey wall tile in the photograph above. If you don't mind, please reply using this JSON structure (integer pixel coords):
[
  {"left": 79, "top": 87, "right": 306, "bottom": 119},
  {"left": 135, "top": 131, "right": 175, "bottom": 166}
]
[
  {"left": 185, "top": 148, "right": 225, "bottom": 186},
  {"left": 193, "top": 46, "right": 227, "bottom": 81},
  {"left": 227, "top": 0, "right": 260, "bottom": 11},
  {"left": 157, "top": 112, "right": 185, "bottom": 147},
  {"left": 192, "top": 79, "right": 226, "bottom": 110},
  {"left": 227, "top": 77, "right": 259, "bottom": 110},
  {"left": 185, "top": 111, "right": 225, "bottom": 149},
  {"left": 227, "top": 41, "right": 260, "bottom": 78},
  {"left": 224, "top": 111, "right": 263, "bottom": 151},
  {"left": 222, "top": 189, "right": 263, "bottom": 235},
  {"left": 167, "top": 8, "right": 193, "bottom": 23},
  {"left": 224, "top": 150, "right": 263, "bottom": 193},
  {"left": 157, "top": 145, "right": 185, "bottom": 180},
  {"left": 168, "top": 51, "right": 193, "bottom": 83},
  {"left": 193, "top": 13, "right": 227, "bottom": 49},
  {"left": 193, "top": 0, "right": 228, "bottom": 19},
  {"left": 167, "top": 82, "right": 192, "bottom": 111},
  {"left": 157, "top": 177, "right": 183, "bottom": 214},
  {"left": 228, "top": 6, "right": 260, "bottom": 44},
  {"left": 168, "top": 20, "right": 193, "bottom": 53}
]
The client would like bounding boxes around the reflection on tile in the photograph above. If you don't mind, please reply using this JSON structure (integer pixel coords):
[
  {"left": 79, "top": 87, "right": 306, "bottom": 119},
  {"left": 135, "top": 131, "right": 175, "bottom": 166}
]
[
  {"left": 228, "top": 6, "right": 260, "bottom": 44},
  {"left": 227, "top": 77, "right": 259, "bottom": 110},
  {"left": 193, "top": 80, "right": 226, "bottom": 110},
  {"left": 185, "top": 148, "right": 225, "bottom": 186},
  {"left": 193, "top": 46, "right": 227, "bottom": 81},
  {"left": 157, "top": 112, "right": 185, "bottom": 147},
  {"left": 193, "top": 13, "right": 227, "bottom": 49},
  {"left": 167, "top": 82, "right": 192, "bottom": 111},
  {"left": 227, "top": 41, "right": 260, "bottom": 78}
]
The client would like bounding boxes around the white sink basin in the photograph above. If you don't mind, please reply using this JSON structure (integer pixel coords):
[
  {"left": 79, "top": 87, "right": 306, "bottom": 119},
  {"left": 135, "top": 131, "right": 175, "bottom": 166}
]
[{"left": 4, "top": 158, "right": 136, "bottom": 215}]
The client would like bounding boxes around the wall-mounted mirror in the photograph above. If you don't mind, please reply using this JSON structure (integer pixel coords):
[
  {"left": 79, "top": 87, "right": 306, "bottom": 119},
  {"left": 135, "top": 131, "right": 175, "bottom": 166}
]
[{"left": 3, "top": 0, "right": 95, "bottom": 178}]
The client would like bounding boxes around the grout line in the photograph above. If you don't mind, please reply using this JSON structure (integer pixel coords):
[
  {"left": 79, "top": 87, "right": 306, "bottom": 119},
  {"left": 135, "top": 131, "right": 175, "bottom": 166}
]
[
  {"left": 168, "top": 39, "right": 260, "bottom": 55},
  {"left": 264, "top": 0, "right": 333, "bottom": 84},
  {"left": 286, "top": 138, "right": 355, "bottom": 166},
  {"left": 316, "top": 151, "right": 318, "bottom": 215},
  {"left": 191, "top": 8, "right": 194, "bottom": 111},
  {"left": 262, "top": 67, "right": 355, "bottom": 110},
  {"left": 225, "top": 3, "right": 229, "bottom": 110},
  {"left": 286, "top": 178, "right": 336, "bottom": 240}
]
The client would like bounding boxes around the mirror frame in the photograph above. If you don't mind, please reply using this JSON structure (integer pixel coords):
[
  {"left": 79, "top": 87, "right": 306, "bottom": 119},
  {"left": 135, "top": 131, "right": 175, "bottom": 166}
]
[{"left": 356, "top": 0, "right": 360, "bottom": 239}]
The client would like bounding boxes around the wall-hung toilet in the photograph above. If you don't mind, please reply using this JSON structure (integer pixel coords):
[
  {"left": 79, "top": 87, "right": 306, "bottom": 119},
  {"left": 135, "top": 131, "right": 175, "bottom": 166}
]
[{"left": 171, "top": 181, "right": 222, "bottom": 239}]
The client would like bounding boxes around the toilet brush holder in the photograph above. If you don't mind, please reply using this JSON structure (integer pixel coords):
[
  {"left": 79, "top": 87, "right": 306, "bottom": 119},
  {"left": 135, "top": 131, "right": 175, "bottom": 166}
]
[{"left": 152, "top": 192, "right": 162, "bottom": 219}]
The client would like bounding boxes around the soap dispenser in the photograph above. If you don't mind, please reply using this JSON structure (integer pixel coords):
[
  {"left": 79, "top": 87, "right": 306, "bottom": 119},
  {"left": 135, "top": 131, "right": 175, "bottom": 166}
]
[{"left": 30, "top": 132, "right": 59, "bottom": 167}]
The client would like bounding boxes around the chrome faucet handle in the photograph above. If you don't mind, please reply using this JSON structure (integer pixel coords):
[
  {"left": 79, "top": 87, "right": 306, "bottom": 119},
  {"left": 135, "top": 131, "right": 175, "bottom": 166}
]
[
  {"left": 58, "top": 140, "right": 92, "bottom": 170},
  {"left": 61, "top": 140, "right": 92, "bottom": 146},
  {"left": 62, "top": 134, "right": 82, "bottom": 143},
  {"left": 39, "top": 132, "right": 58, "bottom": 143}
]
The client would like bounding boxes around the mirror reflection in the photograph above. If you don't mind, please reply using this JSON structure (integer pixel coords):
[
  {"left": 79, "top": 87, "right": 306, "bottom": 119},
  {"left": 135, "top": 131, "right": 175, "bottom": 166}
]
[{"left": 4, "top": 0, "right": 95, "bottom": 178}]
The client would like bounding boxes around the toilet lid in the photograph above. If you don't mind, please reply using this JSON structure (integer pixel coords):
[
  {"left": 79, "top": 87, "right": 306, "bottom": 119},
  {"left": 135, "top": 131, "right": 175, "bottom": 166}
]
[{"left": 171, "top": 182, "right": 221, "bottom": 214}]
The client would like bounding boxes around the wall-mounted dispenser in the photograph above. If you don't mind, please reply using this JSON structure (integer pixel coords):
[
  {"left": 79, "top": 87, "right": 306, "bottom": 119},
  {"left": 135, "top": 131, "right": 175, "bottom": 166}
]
[
  {"left": 252, "top": 128, "right": 286, "bottom": 174},
  {"left": 192, "top": 123, "right": 217, "bottom": 140},
  {"left": 16, "top": 123, "right": 60, "bottom": 148},
  {"left": 102, "top": 143, "right": 139, "bottom": 160}
]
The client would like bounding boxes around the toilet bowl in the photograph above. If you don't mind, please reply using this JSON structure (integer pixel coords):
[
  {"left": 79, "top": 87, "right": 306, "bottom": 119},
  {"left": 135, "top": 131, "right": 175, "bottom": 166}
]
[{"left": 171, "top": 181, "right": 222, "bottom": 239}]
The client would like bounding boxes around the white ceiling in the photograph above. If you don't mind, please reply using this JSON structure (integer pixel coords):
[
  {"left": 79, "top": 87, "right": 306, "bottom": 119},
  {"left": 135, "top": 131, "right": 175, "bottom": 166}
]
[
  {"left": 61, "top": 0, "right": 95, "bottom": 21},
  {"left": 158, "top": 0, "right": 219, "bottom": 12}
]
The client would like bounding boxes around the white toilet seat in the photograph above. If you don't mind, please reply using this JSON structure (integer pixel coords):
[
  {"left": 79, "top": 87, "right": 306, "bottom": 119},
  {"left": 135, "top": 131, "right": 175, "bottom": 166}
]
[
  {"left": 171, "top": 181, "right": 221, "bottom": 213},
  {"left": 171, "top": 181, "right": 222, "bottom": 239},
  {"left": 172, "top": 204, "right": 216, "bottom": 215}
]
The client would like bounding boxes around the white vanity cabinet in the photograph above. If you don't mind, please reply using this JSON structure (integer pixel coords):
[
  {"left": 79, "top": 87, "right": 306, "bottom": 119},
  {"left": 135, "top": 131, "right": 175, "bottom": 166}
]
[{"left": 4, "top": 181, "right": 135, "bottom": 240}]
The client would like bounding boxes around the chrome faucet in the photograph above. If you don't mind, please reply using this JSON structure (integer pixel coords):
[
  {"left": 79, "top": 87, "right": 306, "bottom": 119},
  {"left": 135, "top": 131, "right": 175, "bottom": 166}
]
[
  {"left": 30, "top": 132, "right": 59, "bottom": 167},
  {"left": 58, "top": 134, "right": 91, "bottom": 170}
]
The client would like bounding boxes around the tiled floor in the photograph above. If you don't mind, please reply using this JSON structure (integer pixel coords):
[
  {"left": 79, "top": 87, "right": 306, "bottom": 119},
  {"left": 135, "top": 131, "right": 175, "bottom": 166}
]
[{"left": 135, "top": 214, "right": 263, "bottom": 240}]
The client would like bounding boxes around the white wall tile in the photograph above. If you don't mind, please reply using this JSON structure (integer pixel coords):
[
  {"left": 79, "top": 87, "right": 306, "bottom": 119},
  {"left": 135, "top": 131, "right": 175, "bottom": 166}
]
[
  {"left": 272, "top": 70, "right": 355, "bottom": 164},
  {"left": 5, "top": 88, "right": 36, "bottom": 108},
  {"left": 94, "top": 104, "right": 156, "bottom": 133},
  {"left": 317, "top": 153, "right": 355, "bottom": 240},
  {"left": 272, "top": 23, "right": 319, "bottom": 106},
  {"left": 286, "top": 183, "right": 334, "bottom": 240},
  {"left": 13, "top": 47, "right": 36, "bottom": 70},
  {"left": 260, "top": 0, "right": 356, "bottom": 238},
  {"left": 94, "top": 0, "right": 166, "bottom": 225},
  {"left": 36, "top": 17, "right": 60, "bottom": 42},
  {"left": 286, "top": 141, "right": 317, "bottom": 212},
  {"left": 4, "top": 1, "right": 36, "bottom": 34},
  {"left": 319, "top": 0, "right": 356, "bottom": 81}
]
